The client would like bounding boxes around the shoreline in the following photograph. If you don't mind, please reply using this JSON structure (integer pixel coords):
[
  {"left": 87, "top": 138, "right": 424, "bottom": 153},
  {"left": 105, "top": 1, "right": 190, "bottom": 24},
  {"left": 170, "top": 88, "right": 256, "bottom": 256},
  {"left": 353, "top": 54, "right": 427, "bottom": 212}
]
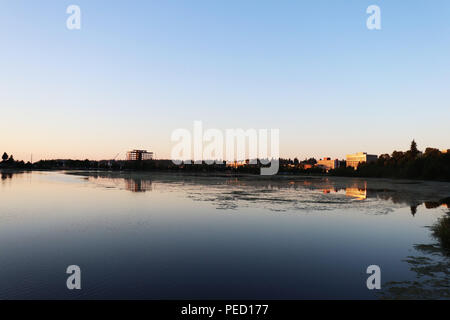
[{"left": 2, "top": 166, "right": 450, "bottom": 184}]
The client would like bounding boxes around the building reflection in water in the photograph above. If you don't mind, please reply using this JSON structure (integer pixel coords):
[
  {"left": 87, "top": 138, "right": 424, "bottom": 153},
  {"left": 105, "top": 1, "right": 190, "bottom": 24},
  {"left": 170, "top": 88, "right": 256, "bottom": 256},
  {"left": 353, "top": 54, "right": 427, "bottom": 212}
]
[
  {"left": 322, "top": 188, "right": 340, "bottom": 194},
  {"left": 345, "top": 181, "right": 367, "bottom": 200},
  {"left": 86, "top": 174, "right": 450, "bottom": 213},
  {"left": 345, "top": 187, "right": 367, "bottom": 200},
  {"left": 319, "top": 182, "right": 449, "bottom": 217},
  {"left": 320, "top": 183, "right": 368, "bottom": 200},
  {"left": 88, "top": 175, "right": 153, "bottom": 193},
  {"left": 424, "top": 201, "right": 449, "bottom": 210},
  {"left": 124, "top": 178, "right": 153, "bottom": 193}
]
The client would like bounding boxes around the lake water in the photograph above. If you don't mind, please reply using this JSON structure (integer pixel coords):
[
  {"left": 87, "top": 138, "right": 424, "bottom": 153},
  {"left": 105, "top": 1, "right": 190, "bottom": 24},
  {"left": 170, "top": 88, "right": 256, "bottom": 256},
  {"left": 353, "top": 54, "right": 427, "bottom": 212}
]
[{"left": 0, "top": 170, "right": 449, "bottom": 299}]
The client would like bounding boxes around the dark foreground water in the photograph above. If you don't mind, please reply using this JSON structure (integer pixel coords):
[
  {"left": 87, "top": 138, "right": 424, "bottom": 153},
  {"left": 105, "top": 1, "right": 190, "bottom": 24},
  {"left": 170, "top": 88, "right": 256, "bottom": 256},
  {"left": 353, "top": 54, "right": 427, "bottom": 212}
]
[{"left": 0, "top": 170, "right": 449, "bottom": 299}]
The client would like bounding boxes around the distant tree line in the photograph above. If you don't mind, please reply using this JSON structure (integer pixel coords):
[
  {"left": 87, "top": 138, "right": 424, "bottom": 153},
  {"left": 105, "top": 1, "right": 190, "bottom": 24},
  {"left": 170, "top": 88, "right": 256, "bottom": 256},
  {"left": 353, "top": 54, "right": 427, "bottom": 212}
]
[
  {"left": 2, "top": 140, "right": 449, "bottom": 181},
  {"left": 0, "top": 152, "right": 29, "bottom": 169},
  {"left": 330, "top": 140, "right": 450, "bottom": 181}
]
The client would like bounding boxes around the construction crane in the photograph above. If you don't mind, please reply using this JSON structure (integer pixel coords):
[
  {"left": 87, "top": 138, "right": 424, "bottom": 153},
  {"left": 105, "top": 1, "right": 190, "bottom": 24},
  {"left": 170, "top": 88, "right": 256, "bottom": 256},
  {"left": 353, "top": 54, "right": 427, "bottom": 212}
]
[{"left": 107, "top": 153, "right": 121, "bottom": 168}]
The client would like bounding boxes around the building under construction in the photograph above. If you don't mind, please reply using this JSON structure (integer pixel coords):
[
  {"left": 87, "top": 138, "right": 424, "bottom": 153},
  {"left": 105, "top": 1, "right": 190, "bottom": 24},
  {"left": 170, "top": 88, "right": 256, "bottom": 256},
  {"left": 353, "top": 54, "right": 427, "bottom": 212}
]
[{"left": 126, "top": 150, "right": 154, "bottom": 161}]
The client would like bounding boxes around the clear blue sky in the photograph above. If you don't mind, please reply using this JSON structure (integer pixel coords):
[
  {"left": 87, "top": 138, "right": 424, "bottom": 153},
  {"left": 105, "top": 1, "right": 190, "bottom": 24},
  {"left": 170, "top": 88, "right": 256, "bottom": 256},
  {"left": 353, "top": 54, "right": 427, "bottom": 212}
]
[{"left": 1, "top": 0, "right": 449, "bottom": 161}]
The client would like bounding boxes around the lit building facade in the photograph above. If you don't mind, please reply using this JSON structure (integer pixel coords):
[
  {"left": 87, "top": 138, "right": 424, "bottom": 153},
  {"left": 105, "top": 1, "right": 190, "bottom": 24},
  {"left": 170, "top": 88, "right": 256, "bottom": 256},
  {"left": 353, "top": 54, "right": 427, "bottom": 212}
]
[
  {"left": 226, "top": 160, "right": 249, "bottom": 168},
  {"left": 126, "top": 150, "right": 154, "bottom": 161},
  {"left": 346, "top": 152, "right": 377, "bottom": 169},
  {"left": 316, "top": 157, "right": 339, "bottom": 171}
]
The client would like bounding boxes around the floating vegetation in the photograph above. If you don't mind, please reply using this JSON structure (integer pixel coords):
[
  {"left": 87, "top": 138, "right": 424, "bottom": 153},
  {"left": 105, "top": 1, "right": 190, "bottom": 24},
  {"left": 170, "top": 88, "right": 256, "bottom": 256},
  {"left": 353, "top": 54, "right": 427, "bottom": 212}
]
[
  {"left": 431, "top": 215, "right": 450, "bottom": 255},
  {"left": 381, "top": 217, "right": 450, "bottom": 299}
]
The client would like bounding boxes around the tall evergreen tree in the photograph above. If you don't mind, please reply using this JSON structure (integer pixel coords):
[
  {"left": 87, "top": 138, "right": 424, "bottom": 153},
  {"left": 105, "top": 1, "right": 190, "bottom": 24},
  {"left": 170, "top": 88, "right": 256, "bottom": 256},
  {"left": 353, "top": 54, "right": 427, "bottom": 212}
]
[{"left": 410, "top": 139, "right": 419, "bottom": 158}]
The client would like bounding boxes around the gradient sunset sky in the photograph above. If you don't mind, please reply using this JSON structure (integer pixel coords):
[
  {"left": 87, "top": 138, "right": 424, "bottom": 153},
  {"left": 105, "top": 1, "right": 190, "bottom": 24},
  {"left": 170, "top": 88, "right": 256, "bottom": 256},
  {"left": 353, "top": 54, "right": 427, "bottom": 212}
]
[{"left": 1, "top": 0, "right": 449, "bottom": 161}]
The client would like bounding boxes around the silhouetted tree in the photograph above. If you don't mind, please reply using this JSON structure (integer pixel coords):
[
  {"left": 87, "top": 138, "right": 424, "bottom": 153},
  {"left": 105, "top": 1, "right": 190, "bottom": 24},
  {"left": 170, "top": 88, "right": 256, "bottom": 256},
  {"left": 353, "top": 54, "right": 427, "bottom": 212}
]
[
  {"left": 410, "top": 139, "right": 420, "bottom": 158},
  {"left": 303, "top": 158, "right": 317, "bottom": 165},
  {"left": 425, "top": 148, "right": 441, "bottom": 157},
  {"left": 391, "top": 151, "right": 404, "bottom": 161}
]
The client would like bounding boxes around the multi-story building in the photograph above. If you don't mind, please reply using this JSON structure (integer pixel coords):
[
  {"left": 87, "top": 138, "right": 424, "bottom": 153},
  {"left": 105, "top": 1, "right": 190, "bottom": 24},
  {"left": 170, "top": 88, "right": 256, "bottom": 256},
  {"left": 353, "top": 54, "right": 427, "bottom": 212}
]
[
  {"left": 346, "top": 152, "right": 378, "bottom": 169},
  {"left": 126, "top": 150, "right": 154, "bottom": 161},
  {"left": 227, "top": 160, "right": 249, "bottom": 168},
  {"left": 316, "top": 157, "right": 339, "bottom": 171}
]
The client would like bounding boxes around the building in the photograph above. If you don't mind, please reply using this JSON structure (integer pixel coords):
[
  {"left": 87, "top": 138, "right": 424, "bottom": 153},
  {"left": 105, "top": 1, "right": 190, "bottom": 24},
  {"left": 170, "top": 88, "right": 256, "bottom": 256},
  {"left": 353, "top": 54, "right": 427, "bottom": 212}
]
[
  {"left": 126, "top": 150, "right": 154, "bottom": 161},
  {"left": 227, "top": 160, "right": 249, "bottom": 168},
  {"left": 346, "top": 152, "right": 378, "bottom": 170},
  {"left": 316, "top": 157, "right": 339, "bottom": 171}
]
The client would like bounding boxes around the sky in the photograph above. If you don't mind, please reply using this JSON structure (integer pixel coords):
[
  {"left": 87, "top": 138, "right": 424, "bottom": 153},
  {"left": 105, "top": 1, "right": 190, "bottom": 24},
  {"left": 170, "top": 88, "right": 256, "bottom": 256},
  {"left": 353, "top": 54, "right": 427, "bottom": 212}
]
[{"left": 1, "top": 0, "right": 449, "bottom": 161}]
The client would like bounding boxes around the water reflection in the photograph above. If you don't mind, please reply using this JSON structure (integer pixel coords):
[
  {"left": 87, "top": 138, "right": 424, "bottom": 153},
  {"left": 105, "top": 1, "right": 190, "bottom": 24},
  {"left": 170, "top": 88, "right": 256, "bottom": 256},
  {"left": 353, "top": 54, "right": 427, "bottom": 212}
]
[
  {"left": 2, "top": 172, "right": 14, "bottom": 180},
  {"left": 322, "top": 183, "right": 369, "bottom": 200},
  {"left": 85, "top": 174, "right": 153, "bottom": 193},
  {"left": 321, "top": 185, "right": 450, "bottom": 214},
  {"left": 124, "top": 178, "right": 152, "bottom": 192},
  {"left": 410, "top": 201, "right": 450, "bottom": 216},
  {"left": 1, "top": 171, "right": 449, "bottom": 299},
  {"left": 425, "top": 201, "right": 450, "bottom": 209},
  {"left": 74, "top": 172, "right": 450, "bottom": 215},
  {"left": 1, "top": 170, "right": 27, "bottom": 184},
  {"left": 1, "top": 171, "right": 24, "bottom": 180},
  {"left": 346, "top": 187, "right": 367, "bottom": 200},
  {"left": 381, "top": 214, "right": 450, "bottom": 299}
]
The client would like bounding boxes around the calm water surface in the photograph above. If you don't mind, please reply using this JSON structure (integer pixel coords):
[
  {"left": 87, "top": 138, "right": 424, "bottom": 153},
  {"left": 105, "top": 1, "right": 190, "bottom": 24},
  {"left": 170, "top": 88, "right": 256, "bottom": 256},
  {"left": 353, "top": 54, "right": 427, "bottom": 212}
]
[{"left": 0, "top": 170, "right": 449, "bottom": 299}]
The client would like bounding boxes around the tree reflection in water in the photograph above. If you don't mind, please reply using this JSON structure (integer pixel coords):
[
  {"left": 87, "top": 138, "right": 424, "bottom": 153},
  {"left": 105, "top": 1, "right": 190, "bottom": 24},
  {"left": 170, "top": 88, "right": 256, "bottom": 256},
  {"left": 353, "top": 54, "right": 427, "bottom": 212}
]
[{"left": 1, "top": 171, "right": 24, "bottom": 181}]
